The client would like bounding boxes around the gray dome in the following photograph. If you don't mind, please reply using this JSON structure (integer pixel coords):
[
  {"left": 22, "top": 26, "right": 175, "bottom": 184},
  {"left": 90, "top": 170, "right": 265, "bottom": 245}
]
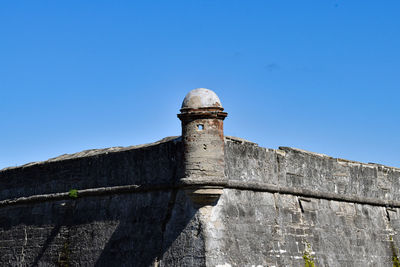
[{"left": 181, "top": 88, "right": 222, "bottom": 109}]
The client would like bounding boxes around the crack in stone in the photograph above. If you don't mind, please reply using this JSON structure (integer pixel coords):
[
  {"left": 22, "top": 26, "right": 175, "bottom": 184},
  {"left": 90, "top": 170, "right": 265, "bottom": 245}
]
[
  {"left": 19, "top": 226, "right": 27, "bottom": 267},
  {"left": 155, "top": 189, "right": 178, "bottom": 266}
]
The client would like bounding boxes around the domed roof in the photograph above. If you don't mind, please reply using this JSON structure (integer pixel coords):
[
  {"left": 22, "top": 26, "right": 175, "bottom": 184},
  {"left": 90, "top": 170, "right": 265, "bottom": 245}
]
[{"left": 181, "top": 88, "right": 222, "bottom": 109}]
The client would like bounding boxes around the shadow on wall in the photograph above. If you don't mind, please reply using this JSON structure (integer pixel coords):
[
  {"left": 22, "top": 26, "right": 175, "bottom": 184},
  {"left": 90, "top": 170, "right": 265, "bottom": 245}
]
[{"left": 0, "top": 190, "right": 201, "bottom": 266}]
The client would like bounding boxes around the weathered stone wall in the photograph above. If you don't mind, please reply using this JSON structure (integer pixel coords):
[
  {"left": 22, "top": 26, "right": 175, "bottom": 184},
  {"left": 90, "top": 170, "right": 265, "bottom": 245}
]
[
  {"left": 0, "top": 137, "right": 207, "bottom": 266},
  {"left": 225, "top": 137, "right": 400, "bottom": 201},
  {"left": 1, "top": 136, "right": 399, "bottom": 266},
  {"left": 206, "top": 189, "right": 400, "bottom": 266},
  {"left": 213, "top": 138, "right": 400, "bottom": 266},
  {"left": 0, "top": 137, "right": 182, "bottom": 201},
  {"left": 0, "top": 190, "right": 205, "bottom": 266}
]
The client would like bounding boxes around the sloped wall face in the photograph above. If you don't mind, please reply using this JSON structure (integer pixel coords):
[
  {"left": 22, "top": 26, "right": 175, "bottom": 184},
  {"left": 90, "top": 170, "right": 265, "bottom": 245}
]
[
  {"left": 0, "top": 138, "right": 206, "bottom": 266},
  {"left": 225, "top": 140, "right": 400, "bottom": 201},
  {"left": 0, "top": 137, "right": 184, "bottom": 201},
  {"left": 216, "top": 139, "right": 400, "bottom": 266},
  {"left": 1, "top": 192, "right": 168, "bottom": 266},
  {"left": 207, "top": 189, "right": 400, "bottom": 266},
  {"left": 0, "top": 191, "right": 205, "bottom": 267},
  {"left": 2, "top": 136, "right": 400, "bottom": 266}
]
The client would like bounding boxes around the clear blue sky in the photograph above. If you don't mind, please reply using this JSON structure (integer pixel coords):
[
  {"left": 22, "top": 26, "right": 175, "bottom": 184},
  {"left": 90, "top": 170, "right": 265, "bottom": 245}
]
[{"left": 1, "top": 1, "right": 399, "bottom": 169}]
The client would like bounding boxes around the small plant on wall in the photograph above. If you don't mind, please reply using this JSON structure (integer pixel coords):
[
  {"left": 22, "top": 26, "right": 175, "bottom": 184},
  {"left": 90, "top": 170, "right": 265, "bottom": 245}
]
[
  {"left": 303, "top": 241, "right": 315, "bottom": 267},
  {"left": 68, "top": 189, "right": 78, "bottom": 199}
]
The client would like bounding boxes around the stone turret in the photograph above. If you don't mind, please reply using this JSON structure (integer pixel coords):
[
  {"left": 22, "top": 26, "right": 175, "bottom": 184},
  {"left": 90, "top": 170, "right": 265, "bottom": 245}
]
[{"left": 177, "top": 88, "right": 228, "bottom": 206}]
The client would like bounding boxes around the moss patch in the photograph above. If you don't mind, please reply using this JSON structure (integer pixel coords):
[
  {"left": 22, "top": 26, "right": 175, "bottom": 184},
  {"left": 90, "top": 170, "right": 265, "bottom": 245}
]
[
  {"left": 68, "top": 189, "right": 78, "bottom": 199},
  {"left": 58, "top": 241, "right": 70, "bottom": 267},
  {"left": 303, "top": 241, "right": 315, "bottom": 267},
  {"left": 390, "top": 235, "right": 400, "bottom": 267}
]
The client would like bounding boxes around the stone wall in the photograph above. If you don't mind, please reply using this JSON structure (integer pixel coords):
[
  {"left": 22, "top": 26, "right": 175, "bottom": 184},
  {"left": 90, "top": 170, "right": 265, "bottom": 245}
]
[
  {"left": 1, "top": 136, "right": 399, "bottom": 266},
  {"left": 0, "top": 137, "right": 207, "bottom": 266},
  {"left": 225, "top": 137, "right": 400, "bottom": 201},
  {"left": 0, "top": 137, "right": 182, "bottom": 201},
  {"left": 213, "top": 137, "right": 400, "bottom": 266},
  {"left": 206, "top": 189, "right": 400, "bottom": 266}
]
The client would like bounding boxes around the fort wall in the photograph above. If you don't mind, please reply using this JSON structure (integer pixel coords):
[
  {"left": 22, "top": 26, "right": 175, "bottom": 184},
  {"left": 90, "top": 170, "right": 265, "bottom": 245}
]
[
  {"left": 205, "top": 138, "right": 400, "bottom": 266},
  {"left": 1, "top": 88, "right": 399, "bottom": 266},
  {"left": 1, "top": 136, "right": 399, "bottom": 266},
  {"left": 0, "top": 137, "right": 182, "bottom": 201},
  {"left": 0, "top": 137, "right": 206, "bottom": 266}
]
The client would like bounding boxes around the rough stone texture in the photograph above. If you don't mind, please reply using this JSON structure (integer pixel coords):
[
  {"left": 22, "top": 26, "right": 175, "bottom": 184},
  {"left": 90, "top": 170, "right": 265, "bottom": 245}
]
[
  {"left": 225, "top": 138, "right": 400, "bottom": 201},
  {"left": 181, "top": 88, "right": 222, "bottom": 109},
  {"left": 1, "top": 136, "right": 400, "bottom": 266},
  {"left": 1, "top": 193, "right": 163, "bottom": 266},
  {"left": 178, "top": 88, "right": 228, "bottom": 206},
  {"left": 180, "top": 118, "right": 225, "bottom": 180},
  {"left": 178, "top": 90, "right": 227, "bottom": 182},
  {"left": 0, "top": 137, "right": 192, "bottom": 266},
  {"left": 0, "top": 136, "right": 183, "bottom": 201},
  {"left": 0, "top": 190, "right": 205, "bottom": 266},
  {"left": 206, "top": 189, "right": 400, "bottom": 267}
]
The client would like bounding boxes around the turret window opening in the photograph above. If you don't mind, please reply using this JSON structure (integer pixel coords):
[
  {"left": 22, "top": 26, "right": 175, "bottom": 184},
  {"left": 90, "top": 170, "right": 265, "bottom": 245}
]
[{"left": 197, "top": 124, "right": 204, "bottom": 131}]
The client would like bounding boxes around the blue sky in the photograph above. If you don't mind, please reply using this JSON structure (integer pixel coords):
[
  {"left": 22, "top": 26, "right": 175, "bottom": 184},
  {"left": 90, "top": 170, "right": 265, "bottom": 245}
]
[{"left": 0, "top": 1, "right": 399, "bottom": 169}]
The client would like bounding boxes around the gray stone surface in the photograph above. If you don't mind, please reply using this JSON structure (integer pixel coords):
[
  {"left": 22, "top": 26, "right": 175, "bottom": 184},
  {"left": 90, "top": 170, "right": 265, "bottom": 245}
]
[
  {"left": 0, "top": 136, "right": 183, "bottom": 201},
  {"left": 178, "top": 88, "right": 227, "bottom": 206},
  {"left": 0, "top": 135, "right": 399, "bottom": 266},
  {"left": 0, "top": 186, "right": 204, "bottom": 266},
  {"left": 206, "top": 189, "right": 399, "bottom": 266},
  {"left": 181, "top": 88, "right": 222, "bottom": 109},
  {"left": 225, "top": 137, "right": 400, "bottom": 201}
]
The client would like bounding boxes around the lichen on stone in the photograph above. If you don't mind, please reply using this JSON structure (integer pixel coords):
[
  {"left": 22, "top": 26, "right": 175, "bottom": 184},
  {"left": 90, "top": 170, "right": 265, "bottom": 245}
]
[
  {"left": 303, "top": 241, "right": 315, "bottom": 267},
  {"left": 390, "top": 235, "right": 400, "bottom": 267}
]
